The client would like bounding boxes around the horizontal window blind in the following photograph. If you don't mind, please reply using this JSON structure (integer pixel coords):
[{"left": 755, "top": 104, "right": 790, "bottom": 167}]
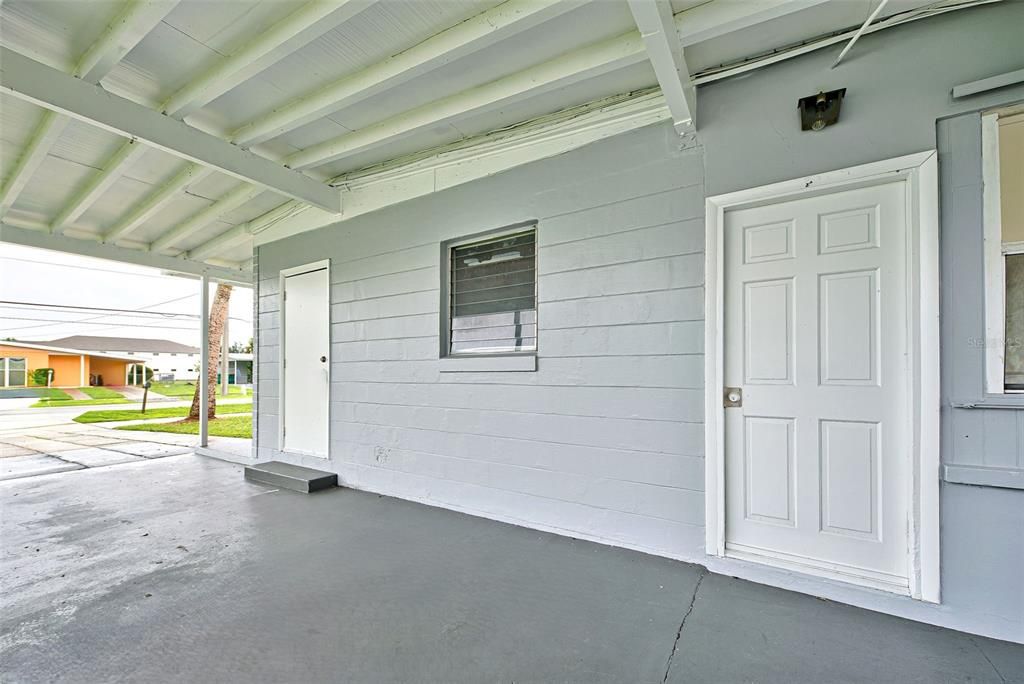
[{"left": 450, "top": 229, "right": 536, "bottom": 354}]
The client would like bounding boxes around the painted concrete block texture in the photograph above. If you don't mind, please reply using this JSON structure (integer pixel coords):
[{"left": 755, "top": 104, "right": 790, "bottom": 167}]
[{"left": 258, "top": 122, "right": 706, "bottom": 559}]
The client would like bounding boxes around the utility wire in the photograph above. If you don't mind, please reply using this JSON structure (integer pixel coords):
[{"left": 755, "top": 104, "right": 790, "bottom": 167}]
[
  {"left": 0, "top": 300, "right": 251, "bottom": 322},
  {"left": 0, "top": 256, "right": 178, "bottom": 279},
  {"left": 0, "top": 316, "right": 206, "bottom": 332},
  {"left": 0, "top": 293, "right": 198, "bottom": 333}
]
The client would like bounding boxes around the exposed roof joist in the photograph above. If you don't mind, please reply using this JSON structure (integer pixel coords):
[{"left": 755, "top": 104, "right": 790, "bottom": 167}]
[
  {"left": 283, "top": 0, "right": 829, "bottom": 171},
  {"left": 0, "top": 0, "right": 179, "bottom": 218},
  {"left": 47, "top": 0, "right": 371, "bottom": 234},
  {"left": 231, "top": 0, "right": 580, "bottom": 147},
  {"left": 628, "top": 0, "right": 695, "bottom": 132},
  {"left": 150, "top": 183, "right": 265, "bottom": 253},
  {"left": 0, "top": 47, "right": 341, "bottom": 212}
]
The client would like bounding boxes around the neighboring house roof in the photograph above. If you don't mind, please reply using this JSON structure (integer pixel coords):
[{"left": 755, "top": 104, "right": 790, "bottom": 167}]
[
  {"left": 1, "top": 340, "right": 137, "bottom": 362},
  {"left": 40, "top": 336, "right": 200, "bottom": 354}
]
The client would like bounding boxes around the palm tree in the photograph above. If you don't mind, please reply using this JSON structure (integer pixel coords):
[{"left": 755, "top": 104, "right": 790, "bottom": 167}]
[{"left": 188, "top": 283, "right": 233, "bottom": 420}]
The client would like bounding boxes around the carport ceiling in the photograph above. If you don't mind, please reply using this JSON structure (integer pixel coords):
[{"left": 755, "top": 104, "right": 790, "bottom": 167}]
[{"left": 0, "top": 0, "right": 991, "bottom": 280}]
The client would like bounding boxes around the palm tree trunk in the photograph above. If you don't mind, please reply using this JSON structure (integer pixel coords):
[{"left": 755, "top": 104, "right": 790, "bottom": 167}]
[{"left": 189, "top": 283, "right": 233, "bottom": 420}]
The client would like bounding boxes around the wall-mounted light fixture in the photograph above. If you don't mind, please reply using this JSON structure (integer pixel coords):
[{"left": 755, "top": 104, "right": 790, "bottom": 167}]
[{"left": 798, "top": 88, "right": 846, "bottom": 131}]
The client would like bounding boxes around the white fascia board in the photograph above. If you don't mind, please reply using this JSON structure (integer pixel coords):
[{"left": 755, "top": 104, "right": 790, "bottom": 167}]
[
  {"left": 163, "top": 0, "right": 375, "bottom": 119},
  {"left": 0, "top": 47, "right": 341, "bottom": 213},
  {"left": 0, "top": 222, "right": 252, "bottom": 284},
  {"left": 629, "top": 0, "right": 695, "bottom": 132},
  {"left": 250, "top": 90, "right": 669, "bottom": 249},
  {"left": 285, "top": 30, "right": 649, "bottom": 170},
  {"left": 151, "top": 183, "right": 265, "bottom": 253},
  {"left": 231, "top": 0, "right": 580, "bottom": 147},
  {"left": 104, "top": 163, "right": 214, "bottom": 243}
]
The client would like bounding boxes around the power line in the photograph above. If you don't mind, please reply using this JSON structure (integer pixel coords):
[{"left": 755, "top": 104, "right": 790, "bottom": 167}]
[
  {"left": 0, "top": 316, "right": 205, "bottom": 332},
  {"left": 0, "top": 293, "right": 198, "bottom": 333},
  {"left": 0, "top": 255, "right": 177, "bottom": 279},
  {"left": 0, "top": 300, "right": 250, "bottom": 323}
]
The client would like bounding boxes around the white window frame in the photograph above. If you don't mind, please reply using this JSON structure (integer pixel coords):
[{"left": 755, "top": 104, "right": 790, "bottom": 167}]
[
  {"left": 704, "top": 151, "right": 941, "bottom": 604},
  {"left": 981, "top": 111, "right": 1024, "bottom": 395},
  {"left": 1, "top": 357, "right": 28, "bottom": 387},
  {"left": 439, "top": 221, "right": 539, "bottom": 373}
]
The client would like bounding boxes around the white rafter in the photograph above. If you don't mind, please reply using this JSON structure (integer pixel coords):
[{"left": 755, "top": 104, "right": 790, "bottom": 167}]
[
  {"left": 0, "top": 0, "right": 178, "bottom": 219},
  {"left": 186, "top": 222, "right": 253, "bottom": 261},
  {"left": 103, "top": 163, "right": 214, "bottom": 243},
  {"left": 0, "top": 47, "right": 341, "bottom": 212},
  {"left": 49, "top": 0, "right": 368, "bottom": 235},
  {"left": 150, "top": 183, "right": 265, "bottom": 253},
  {"left": 283, "top": 0, "right": 830, "bottom": 171},
  {"left": 231, "top": 0, "right": 578, "bottom": 147},
  {"left": 163, "top": 0, "right": 375, "bottom": 119},
  {"left": 285, "top": 31, "right": 650, "bottom": 170},
  {"left": 628, "top": 0, "right": 695, "bottom": 132}
]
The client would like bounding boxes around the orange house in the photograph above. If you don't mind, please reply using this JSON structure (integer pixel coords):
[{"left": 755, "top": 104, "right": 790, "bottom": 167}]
[{"left": 0, "top": 341, "right": 138, "bottom": 388}]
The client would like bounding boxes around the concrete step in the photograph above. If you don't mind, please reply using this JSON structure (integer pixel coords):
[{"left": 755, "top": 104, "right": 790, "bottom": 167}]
[{"left": 244, "top": 461, "right": 337, "bottom": 493}]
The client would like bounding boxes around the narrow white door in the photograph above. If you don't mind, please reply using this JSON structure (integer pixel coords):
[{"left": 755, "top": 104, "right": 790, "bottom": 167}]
[
  {"left": 723, "top": 181, "right": 911, "bottom": 594},
  {"left": 282, "top": 266, "right": 329, "bottom": 457}
]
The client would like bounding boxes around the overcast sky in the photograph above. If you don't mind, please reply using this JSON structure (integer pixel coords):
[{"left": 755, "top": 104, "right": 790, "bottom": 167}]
[{"left": 0, "top": 244, "right": 253, "bottom": 349}]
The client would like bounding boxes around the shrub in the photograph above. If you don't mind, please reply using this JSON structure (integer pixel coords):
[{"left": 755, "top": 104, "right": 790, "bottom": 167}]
[{"left": 30, "top": 368, "right": 53, "bottom": 386}]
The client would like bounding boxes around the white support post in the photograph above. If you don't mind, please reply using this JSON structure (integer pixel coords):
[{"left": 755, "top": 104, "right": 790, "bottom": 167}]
[
  {"left": 80, "top": 355, "right": 86, "bottom": 387},
  {"left": 200, "top": 275, "right": 210, "bottom": 447}
]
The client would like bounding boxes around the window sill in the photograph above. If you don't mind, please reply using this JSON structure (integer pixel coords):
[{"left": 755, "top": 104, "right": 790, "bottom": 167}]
[
  {"left": 942, "top": 464, "right": 1024, "bottom": 490},
  {"left": 439, "top": 355, "right": 536, "bottom": 373}
]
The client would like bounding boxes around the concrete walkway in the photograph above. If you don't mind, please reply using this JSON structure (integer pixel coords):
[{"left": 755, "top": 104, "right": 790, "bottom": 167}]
[{"left": 1, "top": 454, "right": 1020, "bottom": 683}]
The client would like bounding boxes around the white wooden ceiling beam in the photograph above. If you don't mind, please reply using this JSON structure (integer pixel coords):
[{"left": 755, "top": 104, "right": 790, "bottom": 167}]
[
  {"left": 0, "top": 222, "right": 252, "bottom": 284},
  {"left": 49, "top": 0, "right": 365, "bottom": 232},
  {"left": 76, "top": 0, "right": 181, "bottom": 83},
  {"left": 628, "top": 0, "right": 695, "bottom": 133},
  {"left": 0, "top": 47, "right": 341, "bottom": 212},
  {"left": 163, "top": 0, "right": 375, "bottom": 119},
  {"left": 186, "top": 222, "right": 252, "bottom": 261},
  {"left": 283, "top": 0, "right": 829, "bottom": 171},
  {"left": 151, "top": 183, "right": 264, "bottom": 253},
  {"left": 103, "top": 163, "right": 214, "bottom": 243},
  {"left": 0, "top": 0, "right": 178, "bottom": 219},
  {"left": 285, "top": 30, "right": 650, "bottom": 170},
  {"left": 0, "top": 111, "right": 71, "bottom": 217},
  {"left": 51, "top": 139, "right": 148, "bottom": 234},
  {"left": 231, "top": 0, "right": 579, "bottom": 147}
]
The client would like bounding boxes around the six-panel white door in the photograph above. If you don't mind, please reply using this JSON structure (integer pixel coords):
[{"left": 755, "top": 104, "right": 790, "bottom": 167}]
[
  {"left": 282, "top": 266, "right": 329, "bottom": 457},
  {"left": 723, "top": 182, "right": 911, "bottom": 593}
]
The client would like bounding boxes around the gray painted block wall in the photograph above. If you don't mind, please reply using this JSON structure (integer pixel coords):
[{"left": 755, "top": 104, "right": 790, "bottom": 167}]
[{"left": 258, "top": 124, "right": 708, "bottom": 559}]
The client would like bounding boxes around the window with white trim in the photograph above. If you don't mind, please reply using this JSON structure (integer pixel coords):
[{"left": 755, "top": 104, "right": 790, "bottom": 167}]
[
  {"left": 982, "top": 109, "right": 1024, "bottom": 393},
  {"left": 444, "top": 226, "right": 537, "bottom": 356},
  {"left": 0, "top": 357, "right": 27, "bottom": 387}
]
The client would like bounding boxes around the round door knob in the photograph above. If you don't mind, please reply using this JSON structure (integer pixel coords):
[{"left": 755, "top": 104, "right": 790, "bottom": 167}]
[
  {"left": 320, "top": 356, "right": 327, "bottom": 363},
  {"left": 727, "top": 391, "right": 741, "bottom": 403}
]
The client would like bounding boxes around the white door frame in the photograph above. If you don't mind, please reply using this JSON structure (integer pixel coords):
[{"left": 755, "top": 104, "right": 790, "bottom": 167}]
[
  {"left": 703, "top": 151, "right": 941, "bottom": 603},
  {"left": 278, "top": 259, "right": 331, "bottom": 458}
]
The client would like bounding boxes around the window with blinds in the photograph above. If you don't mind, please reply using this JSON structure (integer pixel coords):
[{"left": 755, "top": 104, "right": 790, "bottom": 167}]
[{"left": 448, "top": 228, "right": 537, "bottom": 355}]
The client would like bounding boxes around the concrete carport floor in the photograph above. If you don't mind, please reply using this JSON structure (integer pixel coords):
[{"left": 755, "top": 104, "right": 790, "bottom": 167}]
[{"left": 1, "top": 455, "right": 1020, "bottom": 683}]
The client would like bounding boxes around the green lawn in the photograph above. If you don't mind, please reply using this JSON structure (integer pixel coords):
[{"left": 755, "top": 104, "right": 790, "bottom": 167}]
[
  {"left": 31, "top": 386, "right": 131, "bottom": 408},
  {"left": 151, "top": 381, "right": 246, "bottom": 397},
  {"left": 74, "top": 401, "right": 253, "bottom": 424},
  {"left": 116, "top": 414, "right": 252, "bottom": 438}
]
